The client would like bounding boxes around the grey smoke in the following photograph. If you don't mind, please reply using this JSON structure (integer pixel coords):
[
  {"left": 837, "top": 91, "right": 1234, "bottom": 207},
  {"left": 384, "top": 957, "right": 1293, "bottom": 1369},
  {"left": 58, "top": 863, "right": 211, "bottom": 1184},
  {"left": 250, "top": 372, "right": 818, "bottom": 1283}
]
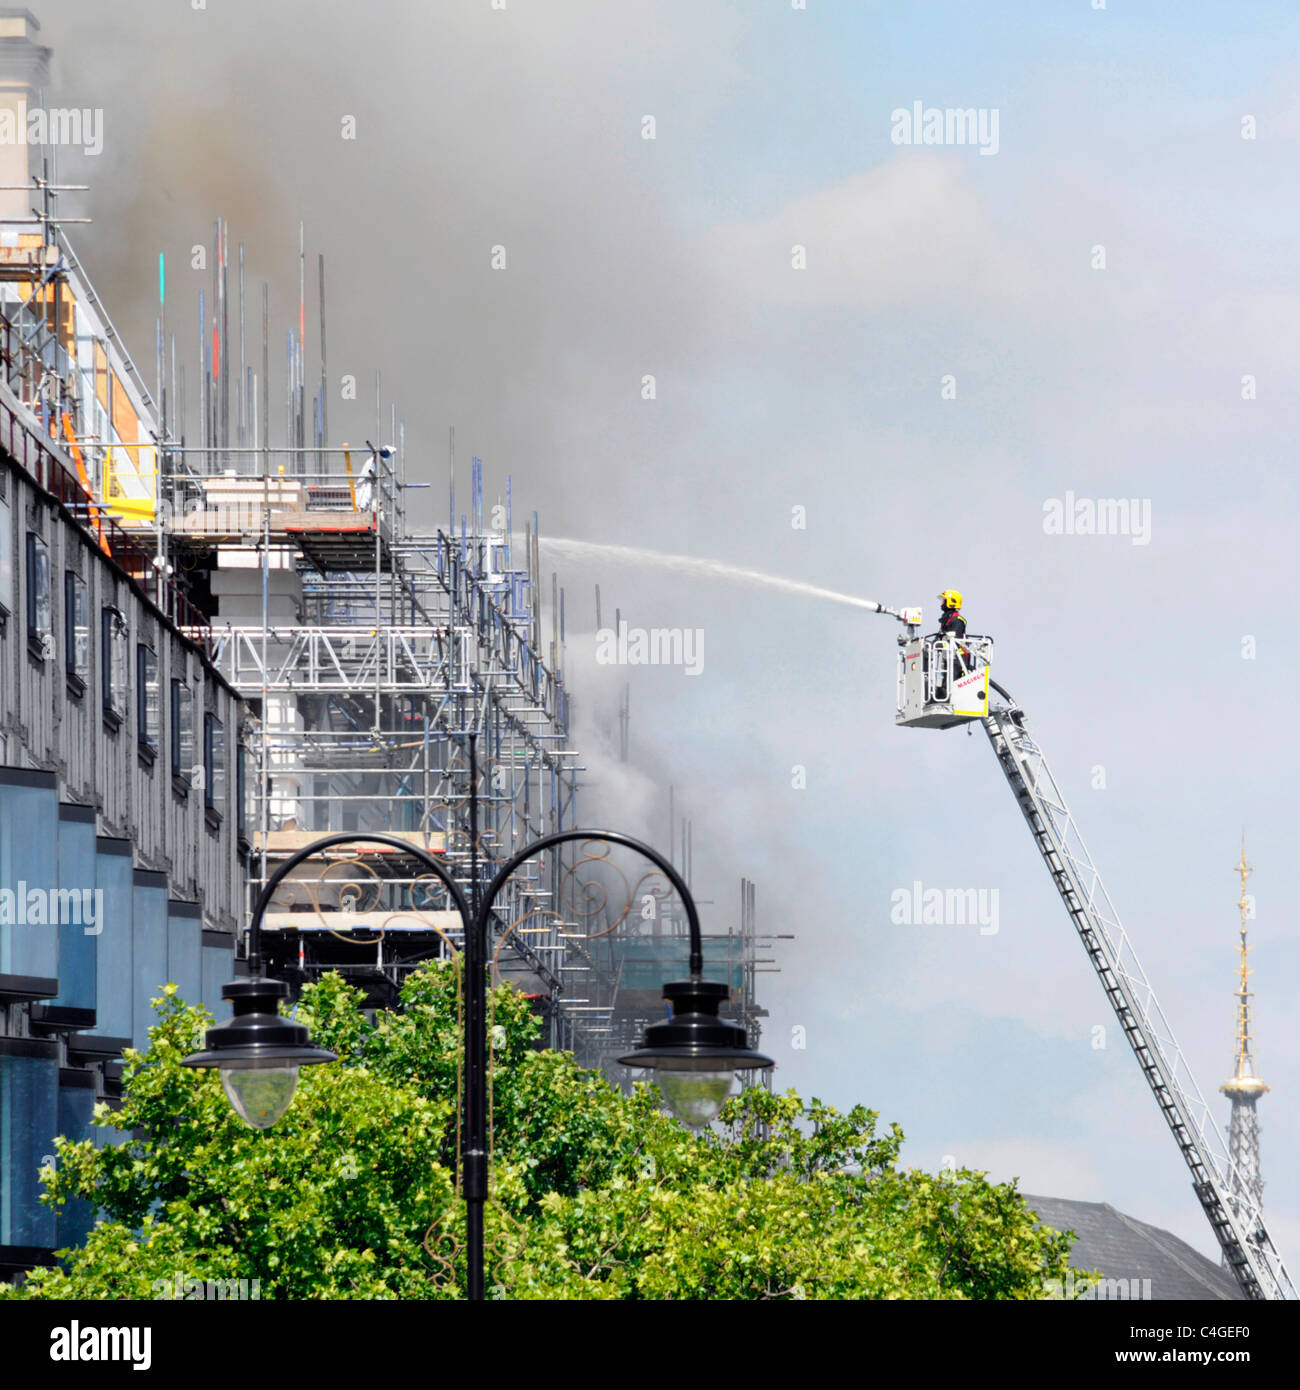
[{"left": 34, "top": 1, "right": 1300, "bottom": 1265}]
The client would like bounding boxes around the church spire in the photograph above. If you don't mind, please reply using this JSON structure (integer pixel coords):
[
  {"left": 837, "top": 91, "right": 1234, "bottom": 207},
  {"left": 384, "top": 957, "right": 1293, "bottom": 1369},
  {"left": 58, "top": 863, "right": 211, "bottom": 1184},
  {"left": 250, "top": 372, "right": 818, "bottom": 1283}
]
[
  {"left": 1219, "top": 835, "right": 1267, "bottom": 1223},
  {"left": 1221, "top": 836, "right": 1267, "bottom": 1099}
]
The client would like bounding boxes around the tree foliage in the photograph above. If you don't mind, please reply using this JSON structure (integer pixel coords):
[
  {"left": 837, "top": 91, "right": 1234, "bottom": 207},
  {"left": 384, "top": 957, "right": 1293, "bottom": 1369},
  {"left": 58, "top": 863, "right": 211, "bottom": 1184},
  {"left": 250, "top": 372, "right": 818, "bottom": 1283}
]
[{"left": 4, "top": 967, "right": 1077, "bottom": 1300}]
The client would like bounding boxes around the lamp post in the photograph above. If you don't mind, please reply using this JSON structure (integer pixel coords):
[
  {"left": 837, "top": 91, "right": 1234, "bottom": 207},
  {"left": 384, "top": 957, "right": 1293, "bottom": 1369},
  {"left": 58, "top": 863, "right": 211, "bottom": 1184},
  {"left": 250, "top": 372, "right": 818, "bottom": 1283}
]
[{"left": 186, "top": 802, "right": 771, "bottom": 1299}]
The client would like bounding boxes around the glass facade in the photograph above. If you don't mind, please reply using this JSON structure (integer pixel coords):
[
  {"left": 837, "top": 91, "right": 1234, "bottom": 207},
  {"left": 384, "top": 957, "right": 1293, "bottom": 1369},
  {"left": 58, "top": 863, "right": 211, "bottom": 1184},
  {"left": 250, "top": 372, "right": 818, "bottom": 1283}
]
[
  {"left": 50, "top": 806, "right": 98, "bottom": 1014},
  {"left": 0, "top": 757, "right": 238, "bottom": 1266},
  {"left": 201, "top": 933, "right": 234, "bottom": 1022},
  {"left": 55, "top": 1075, "right": 98, "bottom": 1249},
  {"left": 0, "top": 1041, "right": 58, "bottom": 1249},
  {"left": 0, "top": 804, "right": 236, "bottom": 1264},
  {"left": 90, "top": 840, "right": 133, "bottom": 1042},
  {"left": 131, "top": 872, "right": 168, "bottom": 1049},
  {"left": 0, "top": 773, "right": 59, "bottom": 980},
  {"left": 165, "top": 902, "right": 202, "bottom": 1012}
]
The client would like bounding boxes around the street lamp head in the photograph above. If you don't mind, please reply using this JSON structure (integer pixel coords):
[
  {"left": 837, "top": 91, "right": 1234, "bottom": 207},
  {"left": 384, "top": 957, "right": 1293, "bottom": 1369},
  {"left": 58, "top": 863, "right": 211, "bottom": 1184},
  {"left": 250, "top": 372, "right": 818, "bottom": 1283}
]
[
  {"left": 181, "top": 977, "right": 335, "bottom": 1129},
  {"left": 618, "top": 979, "right": 774, "bottom": 1128},
  {"left": 651, "top": 1069, "right": 740, "bottom": 1130}
]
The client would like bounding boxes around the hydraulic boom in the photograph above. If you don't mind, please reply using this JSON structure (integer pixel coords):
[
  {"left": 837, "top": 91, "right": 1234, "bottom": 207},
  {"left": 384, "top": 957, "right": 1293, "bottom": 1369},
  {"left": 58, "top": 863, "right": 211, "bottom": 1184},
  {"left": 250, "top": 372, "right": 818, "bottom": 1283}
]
[
  {"left": 888, "top": 605, "right": 1292, "bottom": 1298},
  {"left": 981, "top": 681, "right": 1294, "bottom": 1300}
]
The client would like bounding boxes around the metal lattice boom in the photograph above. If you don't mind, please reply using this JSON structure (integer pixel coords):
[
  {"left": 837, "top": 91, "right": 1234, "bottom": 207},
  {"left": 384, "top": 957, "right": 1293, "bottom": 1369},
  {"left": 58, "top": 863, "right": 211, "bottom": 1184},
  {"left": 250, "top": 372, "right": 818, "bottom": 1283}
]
[{"left": 982, "top": 690, "right": 1295, "bottom": 1301}]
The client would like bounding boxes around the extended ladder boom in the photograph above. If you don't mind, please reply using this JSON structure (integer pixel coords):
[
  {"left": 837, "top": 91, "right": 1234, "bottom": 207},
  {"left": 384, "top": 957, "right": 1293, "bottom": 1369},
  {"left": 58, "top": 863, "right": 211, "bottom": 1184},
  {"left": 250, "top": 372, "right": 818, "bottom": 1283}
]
[{"left": 983, "top": 688, "right": 1295, "bottom": 1301}]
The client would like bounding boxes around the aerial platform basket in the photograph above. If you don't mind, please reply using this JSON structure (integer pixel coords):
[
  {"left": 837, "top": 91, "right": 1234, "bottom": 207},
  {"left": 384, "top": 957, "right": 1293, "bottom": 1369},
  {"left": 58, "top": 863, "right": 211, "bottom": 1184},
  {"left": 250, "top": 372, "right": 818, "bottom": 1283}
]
[{"left": 896, "top": 634, "right": 993, "bottom": 729}]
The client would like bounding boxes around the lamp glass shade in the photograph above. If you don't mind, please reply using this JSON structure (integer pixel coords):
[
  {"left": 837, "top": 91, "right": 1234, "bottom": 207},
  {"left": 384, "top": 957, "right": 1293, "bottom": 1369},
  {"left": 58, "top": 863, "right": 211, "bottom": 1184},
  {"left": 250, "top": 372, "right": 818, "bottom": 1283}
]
[
  {"left": 655, "top": 1067, "right": 735, "bottom": 1129},
  {"left": 220, "top": 1065, "right": 299, "bottom": 1129}
]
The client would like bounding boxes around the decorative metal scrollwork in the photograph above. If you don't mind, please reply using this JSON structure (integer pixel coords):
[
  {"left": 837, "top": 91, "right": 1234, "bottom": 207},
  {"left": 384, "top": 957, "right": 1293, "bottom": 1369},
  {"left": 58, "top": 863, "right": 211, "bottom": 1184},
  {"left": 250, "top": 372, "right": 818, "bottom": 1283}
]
[{"left": 555, "top": 840, "right": 677, "bottom": 941}]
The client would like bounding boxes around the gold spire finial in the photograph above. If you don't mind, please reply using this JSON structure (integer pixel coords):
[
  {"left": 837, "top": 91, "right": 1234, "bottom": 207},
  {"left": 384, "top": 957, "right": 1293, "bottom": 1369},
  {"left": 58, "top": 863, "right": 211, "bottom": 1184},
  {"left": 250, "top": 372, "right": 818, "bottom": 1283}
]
[{"left": 1221, "top": 833, "right": 1268, "bottom": 1097}]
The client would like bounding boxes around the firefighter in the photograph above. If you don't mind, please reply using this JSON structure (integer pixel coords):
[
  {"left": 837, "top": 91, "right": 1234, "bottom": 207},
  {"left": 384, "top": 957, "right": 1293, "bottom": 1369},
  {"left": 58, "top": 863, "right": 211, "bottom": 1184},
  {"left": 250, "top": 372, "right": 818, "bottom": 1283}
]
[
  {"left": 937, "top": 590, "right": 967, "bottom": 643},
  {"left": 932, "top": 589, "right": 970, "bottom": 700}
]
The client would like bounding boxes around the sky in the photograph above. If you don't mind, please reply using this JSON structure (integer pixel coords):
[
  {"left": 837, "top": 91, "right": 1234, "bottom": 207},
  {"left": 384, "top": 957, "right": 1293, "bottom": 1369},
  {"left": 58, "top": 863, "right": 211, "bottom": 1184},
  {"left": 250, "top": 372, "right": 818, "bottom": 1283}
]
[{"left": 35, "top": 0, "right": 1300, "bottom": 1272}]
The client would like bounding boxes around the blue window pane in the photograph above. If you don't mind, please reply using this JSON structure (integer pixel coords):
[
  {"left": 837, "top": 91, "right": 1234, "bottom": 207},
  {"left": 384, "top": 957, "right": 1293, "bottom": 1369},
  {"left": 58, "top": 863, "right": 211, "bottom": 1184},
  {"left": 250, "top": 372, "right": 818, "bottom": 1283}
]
[
  {"left": 201, "top": 942, "right": 234, "bottom": 1022},
  {"left": 55, "top": 1079, "right": 98, "bottom": 1249},
  {"left": 166, "top": 904, "right": 202, "bottom": 1009},
  {"left": 131, "top": 875, "right": 168, "bottom": 1050},
  {"left": 51, "top": 809, "right": 98, "bottom": 1013},
  {"left": 0, "top": 778, "right": 59, "bottom": 979},
  {"left": 0, "top": 1044, "right": 58, "bottom": 1249},
  {"left": 91, "top": 842, "right": 133, "bottom": 1041}
]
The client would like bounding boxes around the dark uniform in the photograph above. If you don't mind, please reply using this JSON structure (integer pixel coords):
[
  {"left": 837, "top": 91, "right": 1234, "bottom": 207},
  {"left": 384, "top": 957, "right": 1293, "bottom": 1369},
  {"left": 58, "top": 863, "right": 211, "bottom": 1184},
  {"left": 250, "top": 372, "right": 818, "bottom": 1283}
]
[
  {"left": 933, "top": 599, "right": 971, "bottom": 699},
  {"left": 938, "top": 607, "right": 967, "bottom": 642}
]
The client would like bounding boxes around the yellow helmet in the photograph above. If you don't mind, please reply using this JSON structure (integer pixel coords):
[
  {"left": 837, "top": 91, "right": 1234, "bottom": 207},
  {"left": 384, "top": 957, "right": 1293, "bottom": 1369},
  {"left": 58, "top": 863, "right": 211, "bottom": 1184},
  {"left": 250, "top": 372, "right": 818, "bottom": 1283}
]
[{"left": 938, "top": 589, "right": 963, "bottom": 611}]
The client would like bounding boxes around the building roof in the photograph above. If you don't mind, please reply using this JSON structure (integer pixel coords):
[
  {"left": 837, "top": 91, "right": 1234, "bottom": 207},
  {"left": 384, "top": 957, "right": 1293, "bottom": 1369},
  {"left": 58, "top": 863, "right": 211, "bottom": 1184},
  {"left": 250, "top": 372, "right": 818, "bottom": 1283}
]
[{"left": 1023, "top": 1194, "right": 1245, "bottom": 1301}]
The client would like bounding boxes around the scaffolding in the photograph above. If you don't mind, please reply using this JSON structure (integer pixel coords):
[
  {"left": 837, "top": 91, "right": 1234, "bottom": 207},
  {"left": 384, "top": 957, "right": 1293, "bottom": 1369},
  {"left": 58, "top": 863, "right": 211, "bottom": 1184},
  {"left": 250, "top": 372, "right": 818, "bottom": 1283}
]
[
  {"left": 171, "top": 441, "right": 778, "bottom": 1069},
  {"left": 562, "top": 872, "right": 784, "bottom": 1089},
  {"left": 0, "top": 194, "right": 777, "bottom": 1075},
  {"left": 170, "top": 440, "right": 590, "bottom": 1033}
]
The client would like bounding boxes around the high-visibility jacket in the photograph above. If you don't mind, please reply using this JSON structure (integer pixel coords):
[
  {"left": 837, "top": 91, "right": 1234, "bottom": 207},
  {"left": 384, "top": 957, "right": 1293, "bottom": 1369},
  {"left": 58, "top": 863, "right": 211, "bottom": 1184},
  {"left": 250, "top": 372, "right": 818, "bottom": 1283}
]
[
  {"left": 937, "top": 609, "right": 972, "bottom": 676},
  {"left": 938, "top": 608, "right": 967, "bottom": 639}
]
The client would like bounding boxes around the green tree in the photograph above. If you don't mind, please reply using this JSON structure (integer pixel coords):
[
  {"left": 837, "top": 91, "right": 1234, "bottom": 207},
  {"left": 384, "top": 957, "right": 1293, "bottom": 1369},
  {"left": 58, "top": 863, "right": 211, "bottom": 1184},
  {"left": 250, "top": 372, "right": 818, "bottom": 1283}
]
[{"left": 3, "top": 966, "right": 1078, "bottom": 1300}]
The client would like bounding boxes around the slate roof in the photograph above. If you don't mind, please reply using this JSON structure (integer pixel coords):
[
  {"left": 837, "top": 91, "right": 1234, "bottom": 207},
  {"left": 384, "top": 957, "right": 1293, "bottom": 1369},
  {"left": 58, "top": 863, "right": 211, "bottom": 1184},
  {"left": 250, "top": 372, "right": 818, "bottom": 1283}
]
[{"left": 1023, "top": 1194, "right": 1245, "bottom": 1301}]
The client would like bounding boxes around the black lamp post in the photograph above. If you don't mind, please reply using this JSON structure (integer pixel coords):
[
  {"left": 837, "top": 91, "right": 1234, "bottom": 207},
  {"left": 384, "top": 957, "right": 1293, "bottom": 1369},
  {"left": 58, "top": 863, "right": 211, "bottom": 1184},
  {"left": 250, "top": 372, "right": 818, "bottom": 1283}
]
[{"left": 185, "top": 776, "right": 771, "bottom": 1298}]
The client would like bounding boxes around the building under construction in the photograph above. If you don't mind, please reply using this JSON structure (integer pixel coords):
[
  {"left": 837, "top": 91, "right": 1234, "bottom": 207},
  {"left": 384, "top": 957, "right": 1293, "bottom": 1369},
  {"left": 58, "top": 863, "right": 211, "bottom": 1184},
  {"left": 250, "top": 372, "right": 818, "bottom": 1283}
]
[
  {"left": 0, "top": 22, "right": 775, "bottom": 1250},
  {"left": 169, "top": 421, "right": 777, "bottom": 1073}
]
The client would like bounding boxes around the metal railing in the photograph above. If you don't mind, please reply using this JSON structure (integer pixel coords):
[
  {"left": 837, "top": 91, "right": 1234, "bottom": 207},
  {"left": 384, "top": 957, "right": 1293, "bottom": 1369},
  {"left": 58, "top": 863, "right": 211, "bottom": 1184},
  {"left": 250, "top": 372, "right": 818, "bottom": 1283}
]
[{"left": 898, "top": 633, "right": 993, "bottom": 710}]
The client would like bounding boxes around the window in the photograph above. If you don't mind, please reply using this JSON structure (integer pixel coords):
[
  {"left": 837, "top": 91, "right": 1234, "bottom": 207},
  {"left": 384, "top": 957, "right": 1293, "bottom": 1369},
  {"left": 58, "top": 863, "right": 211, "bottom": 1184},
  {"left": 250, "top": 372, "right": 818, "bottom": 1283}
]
[
  {"left": 136, "top": 644, "right": 159, "bottom": 751},
  {"left": 171, "top": 678, "right": 194, "bottom": 783},
  {"left": 101, "top": 607, "right": 128, "bottom": 721},
  {"left": 0, "top": 495, "right": 12, "bottom": 623},
  {"left": 236, "top": 742, "right": 250, "bottom": 842},
  {"left": 204, "top": 713, "right": 225, "bottom": 813},
  {"left": 64, "top": 572, "right": 88, "bottom": 687},
  {"left": 26, "top": 533, "right": 52, "bottom": 657},
  {"left": 101, "top": 610, "right": 112, "bottom": 709},
  {"left": 0, "top": 1045, "right": 59, "bottom": 1248}
]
